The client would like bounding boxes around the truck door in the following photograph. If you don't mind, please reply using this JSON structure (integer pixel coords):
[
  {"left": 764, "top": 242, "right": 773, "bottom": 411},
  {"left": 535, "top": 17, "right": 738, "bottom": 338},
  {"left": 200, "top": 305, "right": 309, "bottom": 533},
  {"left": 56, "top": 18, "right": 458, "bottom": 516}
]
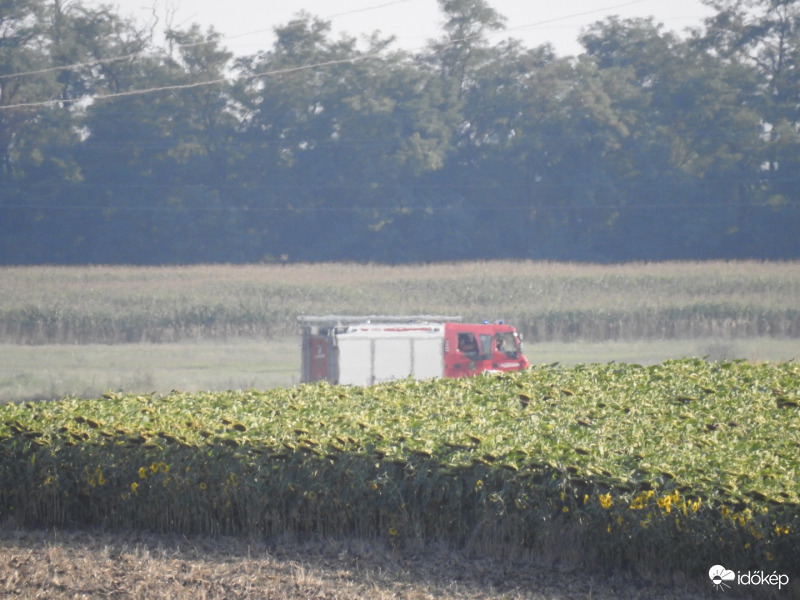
[
  {"left": 308, "top": 336, "right": 330, "bottom": 381},
  {"left": 445, "top": 329, "right": 491, "bottom": 377}
]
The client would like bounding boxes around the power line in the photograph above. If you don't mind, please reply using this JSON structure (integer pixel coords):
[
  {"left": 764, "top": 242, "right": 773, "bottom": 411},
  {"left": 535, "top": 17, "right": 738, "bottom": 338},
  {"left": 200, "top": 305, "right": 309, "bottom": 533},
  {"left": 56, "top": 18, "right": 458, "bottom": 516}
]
[
  {"left": 325, "top": 0, "right": 413, "bottom": 20},
  {"left": 0, "top": 199, "right": 792, "bottom": 213},
  {"left": 0, "top": 0, "right": 418, "bottom": 83},
  {"left": 0, "top": 0, "right": 659, "bottom": 111},
  {"left": 0, "top": 55, "right": 376, "bottom": 109},
  {"left": 0, "top": 1, "right": 415, "bottom": 84},
  {"left": 0, "top": 49, "right": 143, "bottom": 81},
  {"left": 0, "top": 33, "right": 231, "bottom": 83},
  {"left": 495, "top": 0, "right": 651, "bottom": 36}
]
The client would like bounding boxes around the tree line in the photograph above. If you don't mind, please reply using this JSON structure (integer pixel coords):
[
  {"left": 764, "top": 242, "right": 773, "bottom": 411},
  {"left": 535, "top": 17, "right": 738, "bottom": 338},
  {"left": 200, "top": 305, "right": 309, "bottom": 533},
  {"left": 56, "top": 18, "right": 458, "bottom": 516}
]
[{"left": 1, "top": 0, "right": 799, "bottom": 264}]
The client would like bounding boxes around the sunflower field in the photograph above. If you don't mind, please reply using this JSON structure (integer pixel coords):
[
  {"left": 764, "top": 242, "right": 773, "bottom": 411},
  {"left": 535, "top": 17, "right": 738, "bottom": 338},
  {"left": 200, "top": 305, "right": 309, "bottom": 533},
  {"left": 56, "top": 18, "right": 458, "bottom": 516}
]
[{"left": 1, "top": 358, "right": 798, "bottom": 577}]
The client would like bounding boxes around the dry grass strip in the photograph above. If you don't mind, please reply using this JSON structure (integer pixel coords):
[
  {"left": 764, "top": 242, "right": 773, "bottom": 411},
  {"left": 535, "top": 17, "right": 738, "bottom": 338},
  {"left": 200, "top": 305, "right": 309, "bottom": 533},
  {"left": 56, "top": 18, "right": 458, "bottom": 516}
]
[{"left": 0, "top": 528, "right": 729, "bottom": 599}]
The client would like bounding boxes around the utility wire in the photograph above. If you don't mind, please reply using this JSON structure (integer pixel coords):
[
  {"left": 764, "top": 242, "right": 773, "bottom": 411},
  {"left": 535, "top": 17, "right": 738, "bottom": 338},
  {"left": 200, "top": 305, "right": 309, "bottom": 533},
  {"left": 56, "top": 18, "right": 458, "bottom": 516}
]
[
  {"left": 0, "top": 0, "right": 657, "bottom": 110},
  {"left": 0, "top": 0, "right": 416, "bottom": 83},
  {"left": 325, "top": 0, "right": 413, "bottom": 20},
  {"left": 0, "top": 55, "right": 375, "bottom": 109},
  {"left": 0, "top": 202, "right": 790, "bottom": 212}
]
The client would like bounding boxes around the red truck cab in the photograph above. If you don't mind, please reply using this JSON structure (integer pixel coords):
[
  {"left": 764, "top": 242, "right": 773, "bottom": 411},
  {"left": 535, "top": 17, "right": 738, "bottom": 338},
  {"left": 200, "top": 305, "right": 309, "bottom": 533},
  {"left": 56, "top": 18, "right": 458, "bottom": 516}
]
[{"left": 444, "top": 322, "right": 528, "bottom": 378}]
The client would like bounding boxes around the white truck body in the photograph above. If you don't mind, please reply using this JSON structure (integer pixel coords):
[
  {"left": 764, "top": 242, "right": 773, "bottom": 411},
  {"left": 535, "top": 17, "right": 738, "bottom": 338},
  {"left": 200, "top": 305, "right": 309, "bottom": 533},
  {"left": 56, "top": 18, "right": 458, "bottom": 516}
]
[
  {"left": 336, "top": 324, "right": 445, "bottom": 385},
  {"left": 298, "top": 315, "right": 529, "bottom": 386}
]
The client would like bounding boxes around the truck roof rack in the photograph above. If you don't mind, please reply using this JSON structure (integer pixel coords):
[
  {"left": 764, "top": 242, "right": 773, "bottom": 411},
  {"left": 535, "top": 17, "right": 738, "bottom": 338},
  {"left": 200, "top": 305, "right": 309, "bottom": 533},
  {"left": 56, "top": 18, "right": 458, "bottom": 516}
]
[{"left": 297, "top": 315, "right": 462, "bottom": 326}]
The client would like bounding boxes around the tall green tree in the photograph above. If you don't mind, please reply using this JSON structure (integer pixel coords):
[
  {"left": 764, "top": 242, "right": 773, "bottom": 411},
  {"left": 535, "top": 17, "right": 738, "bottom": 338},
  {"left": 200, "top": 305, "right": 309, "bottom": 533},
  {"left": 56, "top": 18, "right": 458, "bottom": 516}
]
[
  {"left": 1, "top": 0, "right": 798, "bottom": 264},
  {"left": 234, "top": 14, "right": 459, "bottom": 261},
  {"left": 1, "top": 0, "right": 56, "bottom": 180},
  {"left": 512, "top": 54, "right": 646, "bottom": 260},
  {"left": 702, "top": 0, "right": 800, "bottom": 255},
  {"left": 0, "top": 0, "right": 129, "bottom": 261},
  {"left": 78, "top": 25, "right": 240, "bottom": 263},
  {"left": 428, "top": 0, "right": 506, "bottom": 97},
  {"left": 580, "top": 16, "right": 764, "bottom": 259},
  {"left": 231, "top": 15, "right": 364, "bottom": 260}
]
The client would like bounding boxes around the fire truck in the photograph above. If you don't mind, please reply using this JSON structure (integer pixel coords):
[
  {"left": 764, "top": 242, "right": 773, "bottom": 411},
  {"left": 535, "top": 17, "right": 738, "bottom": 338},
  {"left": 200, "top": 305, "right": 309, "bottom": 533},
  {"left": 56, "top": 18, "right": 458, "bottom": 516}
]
[{"left": 298, "top": 315, "right": 528, "bottom": 386}]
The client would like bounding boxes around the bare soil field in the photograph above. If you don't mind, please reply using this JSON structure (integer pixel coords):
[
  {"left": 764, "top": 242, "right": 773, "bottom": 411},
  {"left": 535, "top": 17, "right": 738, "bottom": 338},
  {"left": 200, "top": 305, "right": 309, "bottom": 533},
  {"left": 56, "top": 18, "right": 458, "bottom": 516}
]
[{"left": 0, "top": 528, "right": 727, "bottom": 600}]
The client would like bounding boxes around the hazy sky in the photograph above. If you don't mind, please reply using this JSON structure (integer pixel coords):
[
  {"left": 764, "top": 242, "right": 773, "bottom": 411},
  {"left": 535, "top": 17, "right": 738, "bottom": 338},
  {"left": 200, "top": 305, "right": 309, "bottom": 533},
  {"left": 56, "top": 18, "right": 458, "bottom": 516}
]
[{"left": 93, "top": 0, "right": 716, "bottom": 57}]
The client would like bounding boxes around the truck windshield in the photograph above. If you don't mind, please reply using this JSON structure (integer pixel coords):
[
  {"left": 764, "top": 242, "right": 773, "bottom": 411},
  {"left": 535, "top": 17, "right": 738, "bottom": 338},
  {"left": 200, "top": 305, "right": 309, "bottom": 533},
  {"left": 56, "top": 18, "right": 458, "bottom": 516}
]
[{"left": 495, "top": 332, "right": 519, "bottom": 358}]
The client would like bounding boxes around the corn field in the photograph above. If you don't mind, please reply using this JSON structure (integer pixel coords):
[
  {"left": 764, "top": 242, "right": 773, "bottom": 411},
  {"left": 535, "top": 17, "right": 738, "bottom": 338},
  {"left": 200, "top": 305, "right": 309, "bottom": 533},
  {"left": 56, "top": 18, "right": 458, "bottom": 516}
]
[
  {"left": 1, "top": 261, "right": 799, "bottom": 343},
  {"left": 1, "top": 359, "right": 798, "bottom": 578}
]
